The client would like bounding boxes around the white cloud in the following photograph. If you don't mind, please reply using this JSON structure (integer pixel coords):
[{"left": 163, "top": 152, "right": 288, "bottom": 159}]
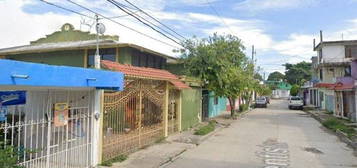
[
  {"left": 0, "top": 0, "right": 181, "bottom": 56},
  {"left": 273, "top": 34, "right": 315, "bottom": 62},
  {"left": 234, "top": 0, "right": 319, "bottom": 13}
]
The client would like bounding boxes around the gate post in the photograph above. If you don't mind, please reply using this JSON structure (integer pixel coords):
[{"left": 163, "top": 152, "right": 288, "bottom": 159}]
[
  {"left": 92, "top": 89, "right": 103, "bottom": 166},
  {"left": 163, "top": 81, "right": 169, "bottom": 137},
  {"left": 177, "top": 91, "right": 182, "bottom": 132}
]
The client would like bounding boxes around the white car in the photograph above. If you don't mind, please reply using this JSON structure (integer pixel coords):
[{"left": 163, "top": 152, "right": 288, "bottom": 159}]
[
  {"left": 256, "top": 96, "right": 268, "bottom": 108},
  {"left": 288, "top": 96, "right": 304, "bottom": 110}
]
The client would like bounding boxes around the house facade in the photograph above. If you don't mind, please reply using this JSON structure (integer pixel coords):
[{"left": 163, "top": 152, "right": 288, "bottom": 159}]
[
  {"left": 0, "top": 59, "right": 124, "bottom": 168},
  {"left": 313, "top": 39, "right": 357, "bottom": 122},
  {"left": 0, "top": 23, "right": 192, "bottom": 163},
  {"left": 266, "top": 81, "right": 292, "bottom": 99}
]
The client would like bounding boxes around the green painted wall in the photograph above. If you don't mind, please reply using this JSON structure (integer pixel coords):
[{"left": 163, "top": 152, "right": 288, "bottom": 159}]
[
  {"left": 208, "top": 92, "right": 227, "bottom": 118},
  {"left": 166, "top": 63, "right": 185, "bottom": 76},
  {"left": 6, "top": 50, "right": 85, "bottom": 67},
  {"left": 181, "top": 88, "right": 202, "bottom": 130},
  {"left": 118, "top": 47, "right": 132, "bottom": 64}
]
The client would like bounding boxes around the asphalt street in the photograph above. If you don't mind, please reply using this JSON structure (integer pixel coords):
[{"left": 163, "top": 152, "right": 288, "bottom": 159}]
[{"left": 164, "top": 100, "right": 357, "bottom": 168}]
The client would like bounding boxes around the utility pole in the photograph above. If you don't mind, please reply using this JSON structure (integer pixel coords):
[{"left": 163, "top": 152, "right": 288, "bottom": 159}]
[{"left": 95, "top": 14, "right": 100, "bottom": 69}]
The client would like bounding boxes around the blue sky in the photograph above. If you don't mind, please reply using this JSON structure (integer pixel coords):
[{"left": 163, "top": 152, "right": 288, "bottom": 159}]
[{"left": 1, "top": 0, "right": 357, "bottom": 77}]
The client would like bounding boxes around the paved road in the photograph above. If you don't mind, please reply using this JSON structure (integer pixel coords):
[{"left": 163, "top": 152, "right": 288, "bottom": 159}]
[{"left": 164, "top": 100, "right": 357, "bottom": 168}]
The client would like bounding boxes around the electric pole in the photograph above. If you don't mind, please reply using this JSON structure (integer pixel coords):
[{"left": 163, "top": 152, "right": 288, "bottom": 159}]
[{"left": 95, "top": 14, "right": 100, "bottom": 69}]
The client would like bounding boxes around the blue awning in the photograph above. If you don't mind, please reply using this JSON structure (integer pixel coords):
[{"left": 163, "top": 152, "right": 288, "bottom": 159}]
[{"left": 0, "top": 59, "right": 124, "bottom": 91}]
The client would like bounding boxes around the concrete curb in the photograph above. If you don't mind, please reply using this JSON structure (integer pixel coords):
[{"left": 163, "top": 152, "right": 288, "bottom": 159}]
[{"left": 305, "top": 110, "right": 357, "bottom": 151}]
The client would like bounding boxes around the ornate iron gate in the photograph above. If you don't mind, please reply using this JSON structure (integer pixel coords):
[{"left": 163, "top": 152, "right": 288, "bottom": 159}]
[
  {"left": 0, "top": 90, "right": 94, "bottom": 168},
  {"left": 168, "top": 90, "right": 179, "bottom": 135},
  {"left": 102, "top": 79, "right": 166, "bottom": 161}
]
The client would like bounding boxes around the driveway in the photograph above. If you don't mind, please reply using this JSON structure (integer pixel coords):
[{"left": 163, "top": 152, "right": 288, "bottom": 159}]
[{"left": 164, "top": 100, "right": 357, "bottom": 168}]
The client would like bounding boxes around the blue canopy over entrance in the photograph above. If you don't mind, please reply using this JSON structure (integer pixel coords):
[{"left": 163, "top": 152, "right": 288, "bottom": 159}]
[{"left": 0, "top": 59, "right": 124, "bottom": 91}]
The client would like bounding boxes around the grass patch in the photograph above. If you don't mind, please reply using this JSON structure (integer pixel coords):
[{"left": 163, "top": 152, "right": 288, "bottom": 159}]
[
  {"left": 239, "top": 104, "right": 249, "bottom": 112},
  {"left": 194, "top": 120, "right": 216, "bottom": 135},
  {"left": 100, "top": 155, "right": 128, "bottom": 167},
  {"left": 322, "top": 117, "right": 356, "bottom": 138}
]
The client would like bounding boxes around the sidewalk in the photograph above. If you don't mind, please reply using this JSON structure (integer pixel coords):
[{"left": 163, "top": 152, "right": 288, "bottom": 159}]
[
  {"left": 102, "top": 110, "right": 247, "bottom": 168},
  {"left": 304, "top": 109, "right": 357, "bottom": 152}
]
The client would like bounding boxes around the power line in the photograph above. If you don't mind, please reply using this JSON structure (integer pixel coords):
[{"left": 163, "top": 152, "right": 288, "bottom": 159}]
[
  {"left": 107, "top": 0, "right": 182, "bottom": 46},
  {"left": 205, "top": 0, "right": 235, "bottom": 35},
  {"left": 65, "top": 0, "right": 181, "bottom": 48},
  {"left": 123, "top": 0, "right": 187, "bottom": 41},
  {"left": 108, "top": 0, "right": 184, "bottom": 42},
  {"left": 40, "top": 0, "right": 94, "bottom": 19}
]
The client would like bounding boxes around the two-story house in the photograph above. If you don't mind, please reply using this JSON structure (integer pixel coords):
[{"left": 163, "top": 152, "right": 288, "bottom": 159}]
[
  {"left": 0, "top": 23, "right": 198, "bottom": 162},
  {"left": 314, "top": 38, "right": 357, "bottom": 122}
]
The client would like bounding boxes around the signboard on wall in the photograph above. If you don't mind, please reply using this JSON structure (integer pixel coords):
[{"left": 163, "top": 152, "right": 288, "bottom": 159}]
[
  {"left": 0, "top": 91, "right": 26, "bottom": 106},
  {"left": 54, "top": 103, "right": 69, "bottom": 127}
]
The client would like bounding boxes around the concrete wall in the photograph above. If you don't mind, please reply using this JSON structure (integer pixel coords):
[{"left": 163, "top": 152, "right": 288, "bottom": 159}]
[
  {"left": 321, "top": 66, "right": 345, "bottom": 83},
  {"left": 6, "top": 50, "right": 85, "bottom": 67},
  {"left": 181, "top": 88, "right": 202, "bottom": 130},
  {"left": 208, "top": 92, "right": 227, "bottom": 118},
  {"left": 321, "top": 45, "right": 346, "bottom": 63},
  {"left": 352, "top": 61, "right": 357, "bottom": 79}
]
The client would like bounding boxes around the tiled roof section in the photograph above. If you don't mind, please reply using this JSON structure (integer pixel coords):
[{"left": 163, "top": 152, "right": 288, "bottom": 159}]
[
  {"left": 101, "top": 60, "right": 190, "bottom": 89},
  {"left": 314, "top": 82, "right": 355, "bottom": 90},
  {"left": 314, "top": 83, "right": 335, "bottom": 88}
]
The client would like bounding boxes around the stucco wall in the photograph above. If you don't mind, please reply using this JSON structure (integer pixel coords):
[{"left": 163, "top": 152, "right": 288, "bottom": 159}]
[
  {"left": 321, "top": 45, "right": 346, "bottom": 63},
  {"left": 6, "top": 50, "right": 85, "bottom": 67},
  {"left": 181, "top": 88, "right": 202, "bottom": 130},
  {"left": 321, "top": 66, "right": 345, "bottom": 83},
  {"left": 208, "top": 92, "right": 227, "bottom": 118}
]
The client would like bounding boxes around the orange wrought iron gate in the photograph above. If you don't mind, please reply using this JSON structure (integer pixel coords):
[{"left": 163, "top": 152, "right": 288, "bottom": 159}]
[{"left": 102, "top": 79, "right": 176, "bottom": 161}]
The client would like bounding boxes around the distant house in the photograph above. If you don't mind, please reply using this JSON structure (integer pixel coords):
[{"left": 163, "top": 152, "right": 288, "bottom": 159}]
[
  {"left": 313, "top": 38, "right": 357, "bottom": 122},
  {"left": 266, "top": 81, "right": 292, "bottom": 99}
]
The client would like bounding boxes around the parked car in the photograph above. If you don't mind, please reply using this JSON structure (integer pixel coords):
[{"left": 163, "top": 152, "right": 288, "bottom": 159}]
[
  {"left": 256, "top": 96, "right": 268, "bottom": 108},
  {"left": 265, "top": 96, "right": 270, "bottom": 104},
  {"left": 288, "top": 96, "right": 304, "bottom": 110}
]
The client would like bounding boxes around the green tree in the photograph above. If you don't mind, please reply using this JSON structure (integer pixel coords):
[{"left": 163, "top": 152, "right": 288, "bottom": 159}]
[
  {"left": 290, "top": 84, "right": 300, "bottom": 96},
  {"left": 178, "top": 33, "right": 252, "bottom": 118},
  {"left": 267, "top": 71, "right": 285, "bottom": 81},
  {"left": 254, "top": 73, "right": 263, "bottom": 81},
  {"left": 284, "top": 61, "right": 312, "bottom": 85}
]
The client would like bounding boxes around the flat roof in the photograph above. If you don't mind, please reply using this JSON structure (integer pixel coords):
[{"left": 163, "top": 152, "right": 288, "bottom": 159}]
[
  {"left": 0, "top": 40, "right": 178, "bottom": 61},
  {"left": 314, "top": 40, "right": 357, "bottom": 51}
]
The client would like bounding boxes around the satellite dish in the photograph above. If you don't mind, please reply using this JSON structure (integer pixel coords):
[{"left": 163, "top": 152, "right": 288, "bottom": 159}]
[{"left": 96, "top": 23, "right": 106, "bottom": 34}]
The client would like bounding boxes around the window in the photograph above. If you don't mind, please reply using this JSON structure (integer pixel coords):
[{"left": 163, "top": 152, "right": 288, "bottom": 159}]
[
  {"left": 344, "top": 66, "right": 351, "bottom": 77},
  {"left": 328, "top": 68, "right": 335, "bottom": 77},
  {"left": 345, "top": 45, "right": 357, "bottom": 58},
  {"left": 214, "top": 97, "right": 218, "bottom": 105},
  {"left": 87, "top": 48, "right": 116, "bottom": 67},
  {"left": 131, "top": 49, "right": 166, "bottom": 69}
]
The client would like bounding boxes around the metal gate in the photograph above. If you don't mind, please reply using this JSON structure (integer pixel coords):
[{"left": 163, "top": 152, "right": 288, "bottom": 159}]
[
  {"left": 168, "top": 90, "right": 179, "bottom": 135},
  {"left": 0, "top": 89, "right": 94, "bottom": 168},
  {"left": 202, "top": 90, "right": 209, "bottom": 121},
  {"left": 102, "top": 79, "right": 166, "bottom": 161}
]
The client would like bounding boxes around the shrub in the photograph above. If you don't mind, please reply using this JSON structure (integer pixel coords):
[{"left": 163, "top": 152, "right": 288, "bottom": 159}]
[
  {"left": 322, "top": 117, "right": 356, "bottom": 138},
  {"left": 290, "top": 84, "right": 300, "bottom": 96},
  {"left": 194, "top": 120, "right": 216, "bottom": 135},
  {"left": 239, "top": 104, "right": 249, "bottom": 112},
  {"left": 0, "top": 146, "right": 24, "bottom": 168},
  {"left": 100, "top": 155, "right": 128, "bottom": 167}
]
